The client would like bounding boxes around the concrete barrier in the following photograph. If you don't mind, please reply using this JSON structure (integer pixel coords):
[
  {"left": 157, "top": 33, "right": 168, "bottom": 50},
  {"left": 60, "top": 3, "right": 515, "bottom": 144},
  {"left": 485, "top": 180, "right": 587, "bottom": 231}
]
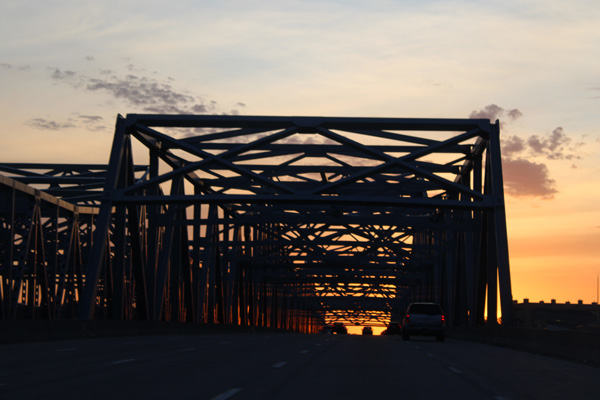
[{"left": 448, "top": 326, "right": 600, "bottom": 366}]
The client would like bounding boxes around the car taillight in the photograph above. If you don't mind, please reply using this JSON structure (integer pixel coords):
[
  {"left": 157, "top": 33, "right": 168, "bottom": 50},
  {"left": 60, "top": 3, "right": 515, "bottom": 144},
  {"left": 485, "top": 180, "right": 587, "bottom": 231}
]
[
  {"left": 441, "top": 315, "right": 445, "bottom": 324},
  {"left": 405, "top": 314, "right": 410, "bottom": 322}
]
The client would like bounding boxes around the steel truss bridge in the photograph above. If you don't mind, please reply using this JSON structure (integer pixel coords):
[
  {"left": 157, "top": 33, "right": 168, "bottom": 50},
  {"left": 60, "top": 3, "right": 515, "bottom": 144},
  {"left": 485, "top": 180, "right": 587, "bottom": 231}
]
[{"left": 0, "top": 115, "right": 513, "bottom": 332}]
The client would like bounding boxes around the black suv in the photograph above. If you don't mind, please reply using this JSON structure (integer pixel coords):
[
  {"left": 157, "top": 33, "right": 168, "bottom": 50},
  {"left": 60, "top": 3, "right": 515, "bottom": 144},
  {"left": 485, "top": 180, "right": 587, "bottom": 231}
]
[
  {"left": 331, "top": 322, "right": 348, "bottom": 334},
  {"left": 381, "top": 322, "right": 402, "bottom": 335},
  {"left": 401, "top": 302, "right": 445, "bottom": 341}
]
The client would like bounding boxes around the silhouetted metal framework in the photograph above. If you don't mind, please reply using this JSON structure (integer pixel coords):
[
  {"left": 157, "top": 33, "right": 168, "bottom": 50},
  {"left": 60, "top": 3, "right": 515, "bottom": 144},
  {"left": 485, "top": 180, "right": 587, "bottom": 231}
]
[{"left": 0, "top": 115, "right": 514, "bottom": 330}]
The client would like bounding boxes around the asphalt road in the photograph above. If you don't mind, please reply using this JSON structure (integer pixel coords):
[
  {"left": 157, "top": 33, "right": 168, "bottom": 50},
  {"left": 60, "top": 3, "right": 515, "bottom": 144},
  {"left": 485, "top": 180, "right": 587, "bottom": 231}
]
[{"left": 0, "top": 333, "right": 598, "bottom": 400}]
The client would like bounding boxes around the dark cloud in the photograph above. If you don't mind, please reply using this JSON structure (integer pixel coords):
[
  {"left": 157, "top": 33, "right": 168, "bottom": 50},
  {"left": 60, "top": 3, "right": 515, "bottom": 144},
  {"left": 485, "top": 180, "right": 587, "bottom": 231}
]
[
  {"left": 78, "top": 115, "right": 103, "bottom": 123},
  {"left": 469, "top": 104, "right": 506, "bottom": 121},
  {"left": 500, "top": 127, "right": 584, "bottom": 199},
  {"left": 47, "top": 65, "right": 228, "bottom": 116},
  {"left": 191, "top": 104, "right": 207, "bottom": 113},
  {"left": 26, "top": 115, "right": 105, "bottom": 132},
  {"left": 507, "top": 108, "right": 523, "bottom": 120},
  {"left": 77, "top": 115, "right": 106, "bottom": 132},
  {"left": 501, "top": 135, "right": 526, "bottom": 156},
  {"left": 502, "top": 158, "right": 557, "bottom": 199},
  {"left": 504, "top": 127, "right": 582, "bottom": 161},
  {"left": 85, "top": 75, "right": 195, "bottom": 108},
  {"left": 43, "top": 62, "right": 247, "bottom": 117},
  {"left": 527, "top": 127, "right": 574, "bottom": 160},
  {"left": 469, "top": 104, "right": 523, "bottom": 129},
  {"left": 51, "top": 68, "right": 77, "bottom": 80},
  {"left": 1, "top": 63, "right": 30, "bottom": 71},
  {"left": 22, "top": 62, "right": 245, "bottom": 134},
  {"left": 26, "top": 118, "right": 76, "bottom": 131},
  {"left": 469, "top": 105, "right": 585, "bottom": 199}
]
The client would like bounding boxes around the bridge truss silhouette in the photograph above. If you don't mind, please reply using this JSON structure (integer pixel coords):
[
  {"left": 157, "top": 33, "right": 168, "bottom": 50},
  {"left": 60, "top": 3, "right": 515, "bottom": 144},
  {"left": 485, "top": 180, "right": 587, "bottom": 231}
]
[{"left": 0, "top": 115, "right": 513, "bottom": 332}]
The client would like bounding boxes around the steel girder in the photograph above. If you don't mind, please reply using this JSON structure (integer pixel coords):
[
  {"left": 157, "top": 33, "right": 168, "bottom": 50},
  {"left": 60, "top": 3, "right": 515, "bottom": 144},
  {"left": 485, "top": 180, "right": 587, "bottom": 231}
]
[
  {"left": 0, "top": 114, "right": 513, "bottom": 329},
  {"left": 0, "top": 174, "right": 98, "bottom": 320}
]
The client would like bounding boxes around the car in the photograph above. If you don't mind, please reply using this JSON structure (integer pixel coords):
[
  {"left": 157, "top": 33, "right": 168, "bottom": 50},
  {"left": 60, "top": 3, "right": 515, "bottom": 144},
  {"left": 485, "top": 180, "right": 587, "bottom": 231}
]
[
  {"left": 362, "top": 326, "right": 373, "bottom": 335},
  {"left": 332, "top": 322, "right": 348, "bottom": 334},
  {"left": 401, "top": 302, "right": 446, "bottom": 341},
  {"left": 381, "top": 321, "right": 402, "bottom": 335},
  {"left": 320, "top": 324, "right": 333, "bottom": 334}
]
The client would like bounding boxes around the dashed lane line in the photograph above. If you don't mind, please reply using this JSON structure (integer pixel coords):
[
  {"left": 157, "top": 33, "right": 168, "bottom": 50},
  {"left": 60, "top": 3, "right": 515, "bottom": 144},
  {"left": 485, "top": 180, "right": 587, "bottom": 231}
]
[
  {"left": 300, "top": 350, "right": 309, "bottom": 354},
  {"left": 55, "top": 347, "right": 76, "bottom": 352},
  {"left": 109, "top": 359, "right": 136, "bottom": 365},
  {"left": 272, "top": 361, "right": 288, "bottom": 368},
  {"left": 211, "top": 388, "right": 241, "bottom": 400},
  {"left": 176, "top": 347, "right": 196, "bottom": 352},
  {"left": 448, "top": 366, "right": 462, "bottom": 374}
]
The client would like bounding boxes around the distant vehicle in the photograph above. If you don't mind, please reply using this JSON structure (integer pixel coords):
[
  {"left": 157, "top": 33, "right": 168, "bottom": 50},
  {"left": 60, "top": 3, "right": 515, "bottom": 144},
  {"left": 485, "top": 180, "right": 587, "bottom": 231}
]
[
  {"left": 401, "top": 302, "right": 445, "bottom": 341},
  {"left": 362, "top": 326, "right": 373, "bottom": 335},
  {"left": 320, "top": 324, "right": 333, "bottom": 334},
  {"left": 332, "top": 322, "right": 348, "bottom": 334},
  {"left": 381, "top": 321, "right": 402, "bottom": 335}
]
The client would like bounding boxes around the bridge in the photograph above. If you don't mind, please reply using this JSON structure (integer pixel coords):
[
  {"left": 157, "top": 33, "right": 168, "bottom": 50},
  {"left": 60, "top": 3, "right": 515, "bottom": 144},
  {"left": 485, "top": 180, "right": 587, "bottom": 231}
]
[{"left": 0, "top": 115, "right": 514, "bottom": 330}]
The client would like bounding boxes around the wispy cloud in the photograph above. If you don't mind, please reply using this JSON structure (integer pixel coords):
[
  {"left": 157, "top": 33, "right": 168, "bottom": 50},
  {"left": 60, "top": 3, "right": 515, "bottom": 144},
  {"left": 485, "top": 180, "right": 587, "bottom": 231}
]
[
  {"left": 1, "top": 63, "right": 30, "bottom": 71},
  {"left": 26, "top": 114, "right": 106, "bottom": 132},
  {"left": 75, "top": 114, "right": 106, "bottom": 132},
  {"left": 48, "top": 64, "right": 235, "bottom": 115},
  {"left": 26, "top": 118, "right": 76, "bottom": 131},
  {"left": 21, "top": 61, "right": 246, "bottom": 134}
]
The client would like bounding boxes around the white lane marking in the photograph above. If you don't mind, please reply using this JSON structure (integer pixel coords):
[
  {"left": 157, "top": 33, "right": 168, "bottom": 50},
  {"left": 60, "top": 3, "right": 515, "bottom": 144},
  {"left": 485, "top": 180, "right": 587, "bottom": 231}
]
[
  {"left": 494, "top": 397, "right": 509, "bottom": 400},
  {"left": 177, "top": 347, "right": 196, "bottom": 352},
  {"left": 272, "top": 361, "right": 287, "bottom": 368},
  {"left": 211, "top": 388, "right": 241, "bottom": 400},
  {"left": 300, "top": 350, "right": 309, "bottom": 354},
  {"left": 414, "top": 346, "right": 421, "bottom": 349},
  {"left": 0, "top": 383, "right": 6, "bottom": 386},
  {"left": 220, "top": 341, "right": 232, "bottom": 345},
  {"left": 110, "top": 359, "right": 136, "bottom": 365},
  {"left": 315, "top": 343, "right": 322, "bottom": 346},
  {"left": 448, "top": 366, "right": 462, "bottom": 374},
  {"left": 426, "top": 353, "right": 434, "bottom": 358},
  {"left": 55, "top": 347, "right": 76, "bottom": 352}
]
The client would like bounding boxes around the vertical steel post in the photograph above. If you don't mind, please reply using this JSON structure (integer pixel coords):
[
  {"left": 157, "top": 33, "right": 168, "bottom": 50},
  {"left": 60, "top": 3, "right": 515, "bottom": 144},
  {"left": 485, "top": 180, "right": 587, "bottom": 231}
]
[
  {"left": 78, "top": 116, "right": 128, "bottom": 320},
  {"left": 487, "top": 120, "right": 514, "bottom": 324}
]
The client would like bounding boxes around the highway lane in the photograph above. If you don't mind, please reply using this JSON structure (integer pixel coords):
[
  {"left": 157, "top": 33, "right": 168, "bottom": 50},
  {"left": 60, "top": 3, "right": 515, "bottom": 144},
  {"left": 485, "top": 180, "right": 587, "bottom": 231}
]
[{"left": 0, "top": 333, "right": 598, "bottom": 399}]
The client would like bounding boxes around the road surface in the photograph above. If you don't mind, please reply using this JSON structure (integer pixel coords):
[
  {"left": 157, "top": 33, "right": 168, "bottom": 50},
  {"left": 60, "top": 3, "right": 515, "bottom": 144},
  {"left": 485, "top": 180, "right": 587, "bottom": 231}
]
[{"left": 0, "top": 332, "right": 598, "bottom": 399}]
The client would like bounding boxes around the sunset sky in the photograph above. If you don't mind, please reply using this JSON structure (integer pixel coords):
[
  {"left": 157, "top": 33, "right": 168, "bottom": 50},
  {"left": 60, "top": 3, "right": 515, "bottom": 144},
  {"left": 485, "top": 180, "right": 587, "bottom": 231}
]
[{"left": 1, "top": 0, "right": 599, "bottom": 304}]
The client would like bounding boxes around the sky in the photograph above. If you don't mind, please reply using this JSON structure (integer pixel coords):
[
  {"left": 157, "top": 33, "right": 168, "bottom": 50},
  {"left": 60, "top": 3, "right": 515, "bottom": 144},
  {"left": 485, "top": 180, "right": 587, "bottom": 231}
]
[{"left": 2, "top": 0, "right": 599, "bottom": 305}]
